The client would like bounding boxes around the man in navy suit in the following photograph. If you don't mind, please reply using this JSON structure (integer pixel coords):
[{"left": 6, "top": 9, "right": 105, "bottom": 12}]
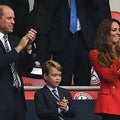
[
  {"left": 34, "top": 60, "right": 76, "bottom": 120},
  {"left": 0, "top": 5, "right": 37, "bottom": 120},
  {"left": 29, "top": 0, "right": 111, "bottom": 86}
]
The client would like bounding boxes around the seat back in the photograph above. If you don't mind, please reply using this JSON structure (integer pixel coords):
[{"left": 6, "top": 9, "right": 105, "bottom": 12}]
[{"left": 111, "top": 11, "right": 120, "bottom": 21}]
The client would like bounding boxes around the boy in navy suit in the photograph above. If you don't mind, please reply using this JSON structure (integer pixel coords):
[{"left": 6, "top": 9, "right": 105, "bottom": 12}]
[{"left": 34, "top": 60, "right": 76, "bottom": 120}]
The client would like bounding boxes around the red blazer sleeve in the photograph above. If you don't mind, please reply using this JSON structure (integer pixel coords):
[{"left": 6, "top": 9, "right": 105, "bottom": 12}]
[{"left": 89, "top": 49, "right": 120, "bottom": 84}]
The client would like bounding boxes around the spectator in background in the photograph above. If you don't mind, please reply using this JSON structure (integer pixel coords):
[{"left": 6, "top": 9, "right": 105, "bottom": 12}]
[
  {"left": 89, "top": 18, "right": 120, "bottom": 120},
  {"left": 0, "top": 0, "right": 29, "bottom": 38},
  {"left": 0, "top": 5, "right": 37, "bottom": 120},
  {"left": 28, "top": 0, "right": 53, "bottom": 67},
  {"left": 34, "top": 60, "right": 76, "bottom": 120},
  {"left": 28, "top": 0, "right": 111, "bottom": 86}
]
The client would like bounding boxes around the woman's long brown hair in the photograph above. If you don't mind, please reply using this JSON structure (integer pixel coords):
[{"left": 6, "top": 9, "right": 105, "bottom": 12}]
[{"left": 94, "top": 18, "right": 120, "bottom": 67}]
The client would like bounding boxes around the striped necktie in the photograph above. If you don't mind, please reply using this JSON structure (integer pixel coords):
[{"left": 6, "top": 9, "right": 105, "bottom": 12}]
[
  {"left": 52, "top": 89, "right": 64, "bottom": 120},
  {"left": 52, "top": 89, "right": 60, "bottom": 102},
  {"left": 3, "top": 34, "right": 21, "bottom": 88}
]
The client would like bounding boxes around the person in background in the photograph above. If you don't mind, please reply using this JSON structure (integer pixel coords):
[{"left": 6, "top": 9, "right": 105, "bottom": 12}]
[
  {"left": 89, "top": 18, "right": 120, "bottom": 120},
  {"left": 34, "top": 60, "right": 76, "bottom": 120},
  {"left": 0, "top": 5, "right": 37, "bottom": 120},
  {"left": 0, "top": 0, "right": 30, "bottom": 38},
  {"left": 28, "top": 0, "right": 53, "bottom": 67},
  {"left": 28, "top": 0, "right": 111, "bottom": 86}
]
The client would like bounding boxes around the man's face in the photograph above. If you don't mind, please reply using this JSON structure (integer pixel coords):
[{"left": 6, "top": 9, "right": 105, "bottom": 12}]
[{"left": 0, "top": 7, "right": 15, "bottom": 34}]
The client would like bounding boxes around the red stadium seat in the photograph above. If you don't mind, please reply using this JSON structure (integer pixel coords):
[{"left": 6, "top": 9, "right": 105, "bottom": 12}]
[
  {"left": 22, "top": 76, "right": 45, "bottom": 86},
  {"left": 111, "top": 11, "right": 120, "bottom": 21}
]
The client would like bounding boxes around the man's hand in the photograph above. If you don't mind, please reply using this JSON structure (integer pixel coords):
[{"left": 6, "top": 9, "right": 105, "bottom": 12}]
[{"left": 15, "top": 28, "right": 37, "bottom": 53}]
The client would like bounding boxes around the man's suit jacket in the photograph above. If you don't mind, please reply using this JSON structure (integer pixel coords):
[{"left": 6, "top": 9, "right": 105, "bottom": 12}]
[
  {"left": 29, "top": 0, "right": 111, "bottom": 53},
  {"left": 0, "top": 34, "right": 34, "bottom": 111},
  {"left": 34, "top": 85, "right": 76, "bottom": 120}
]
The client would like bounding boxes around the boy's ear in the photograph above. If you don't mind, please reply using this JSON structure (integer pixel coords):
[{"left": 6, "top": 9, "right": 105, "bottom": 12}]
[{"left": 43, "top": 73, "right": 47, "bottom": 80}]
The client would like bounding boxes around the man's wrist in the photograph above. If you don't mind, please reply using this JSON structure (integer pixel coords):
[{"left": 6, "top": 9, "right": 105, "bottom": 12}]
[
  {"left": 15, "top": 46, "right": 23, "bottom": 53},
  {"left": 26, "top": 44, "right": 32, "bottom": 54},
  {"left": 26, "top": 44, "right": 32, "bottom": 50}
]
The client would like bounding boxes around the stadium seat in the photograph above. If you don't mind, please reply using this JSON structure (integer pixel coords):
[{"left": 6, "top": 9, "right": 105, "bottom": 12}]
[{"left": 111, "top": 11, "right": 120, "bottom": 21}]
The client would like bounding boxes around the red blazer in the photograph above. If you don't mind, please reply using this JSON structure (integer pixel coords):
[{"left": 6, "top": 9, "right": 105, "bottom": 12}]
[{"left": 89, "top": 49, "right": 120, "bottom": 115}]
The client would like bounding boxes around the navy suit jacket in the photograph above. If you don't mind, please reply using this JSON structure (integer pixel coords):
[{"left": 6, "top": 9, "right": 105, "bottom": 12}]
[
  {"left": 29, "top": 0, "right": 111, "bottom": 52},
  {"left": 0, "top": 34, "right": 34, "bottom": 111},
  {"left": 34, "top": 85, "right": 76, "bottom": 120}
]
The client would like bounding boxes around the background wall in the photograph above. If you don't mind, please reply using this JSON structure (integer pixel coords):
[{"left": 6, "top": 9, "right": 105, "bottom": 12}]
[
  {"left": 28, "top": 0, "right": 120, "bottom": 12},
  {"left": 110, "top": 0, "right": 120, "bottom": 11}
]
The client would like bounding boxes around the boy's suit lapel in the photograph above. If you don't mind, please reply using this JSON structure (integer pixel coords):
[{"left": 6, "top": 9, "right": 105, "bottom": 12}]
[{"left": 44, "top": 86, "right": 59, "bottom": 104}]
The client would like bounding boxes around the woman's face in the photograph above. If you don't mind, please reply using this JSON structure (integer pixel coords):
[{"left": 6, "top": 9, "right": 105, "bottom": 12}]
[{"left": 110, "top": 21, "right": 120, "bottom": 44}]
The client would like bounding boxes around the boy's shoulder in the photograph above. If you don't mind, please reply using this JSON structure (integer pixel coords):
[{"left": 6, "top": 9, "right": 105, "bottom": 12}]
[{"left": 58, "top": 86, "right": 69, "bottom": 93}]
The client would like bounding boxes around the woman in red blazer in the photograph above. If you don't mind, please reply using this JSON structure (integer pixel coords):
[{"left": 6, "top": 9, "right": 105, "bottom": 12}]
[{"left": 89, "top": 18, "right": 120, "bottom": 120}]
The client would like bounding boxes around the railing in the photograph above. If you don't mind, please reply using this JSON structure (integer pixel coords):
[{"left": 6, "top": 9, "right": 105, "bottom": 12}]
[{"left": 24, "top": 86, "right": 100, "bottom": 91}]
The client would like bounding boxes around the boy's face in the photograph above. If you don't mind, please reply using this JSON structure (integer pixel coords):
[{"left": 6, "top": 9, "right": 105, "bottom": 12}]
[{"left": 44, "top": 67, "right": 62, "bottom": 88}]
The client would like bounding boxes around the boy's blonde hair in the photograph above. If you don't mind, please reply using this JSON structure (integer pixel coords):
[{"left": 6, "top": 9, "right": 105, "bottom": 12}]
[{"left": 42, "top": 60, "right": 62, "bottom": 75}]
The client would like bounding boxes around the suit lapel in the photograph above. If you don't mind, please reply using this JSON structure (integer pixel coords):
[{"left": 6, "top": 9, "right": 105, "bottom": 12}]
[
  {"left": 63, "top": 0, "right": 70, "bottom": 12},
  {"left": 0, "top": 35, "right": 15, "bottom": 51},
  {"left": 0, "top": 40, "right": 5, "bottom": 51},
  {"left": 8, "top": 35, "right": 16, "bottom": 49},
  {"left": 44, "top": 86, "right": 59, "bottom": 103},
  {"left": 57, "top": 87, "right": 64, "bottom": 100}
]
